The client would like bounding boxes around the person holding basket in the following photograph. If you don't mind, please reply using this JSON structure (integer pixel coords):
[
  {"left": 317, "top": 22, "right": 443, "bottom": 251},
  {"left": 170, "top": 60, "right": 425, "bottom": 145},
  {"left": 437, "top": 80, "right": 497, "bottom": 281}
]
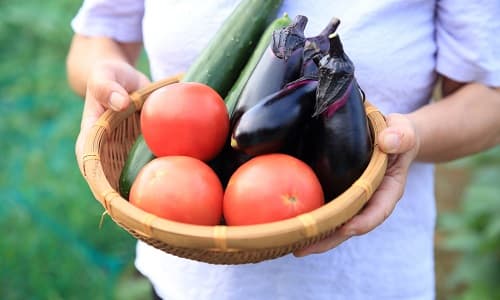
[{"left": 67, "top": 1, "right": 500, "bottom": 299}]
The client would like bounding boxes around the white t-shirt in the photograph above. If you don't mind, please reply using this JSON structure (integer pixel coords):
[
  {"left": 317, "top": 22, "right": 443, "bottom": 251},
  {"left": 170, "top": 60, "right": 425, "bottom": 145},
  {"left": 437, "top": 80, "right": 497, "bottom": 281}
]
[{"left": 72, "top": 1, "right": 500, "bottom": 299}]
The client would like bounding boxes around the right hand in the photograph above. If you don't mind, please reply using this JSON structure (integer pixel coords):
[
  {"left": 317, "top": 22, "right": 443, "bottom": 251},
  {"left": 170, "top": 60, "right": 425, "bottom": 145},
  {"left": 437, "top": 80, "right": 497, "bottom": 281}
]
[
  {"left": 75, "top": 60, "right": 150, "bottom": 175},
  {"left": 294, "top": 113, "right": 420, "bottom": 257}
]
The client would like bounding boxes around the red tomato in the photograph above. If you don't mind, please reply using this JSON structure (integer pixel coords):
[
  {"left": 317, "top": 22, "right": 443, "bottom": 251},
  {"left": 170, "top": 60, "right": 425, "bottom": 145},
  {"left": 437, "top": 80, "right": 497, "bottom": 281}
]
[
  {"left": 129, "top": 156, "right": 223, "bottom": 225},
  {"left": 223, "top": 154, "right": 324, "bottom": 226},
  {"left": 141, "top": 82, "right": 229, "bottom": 161}
]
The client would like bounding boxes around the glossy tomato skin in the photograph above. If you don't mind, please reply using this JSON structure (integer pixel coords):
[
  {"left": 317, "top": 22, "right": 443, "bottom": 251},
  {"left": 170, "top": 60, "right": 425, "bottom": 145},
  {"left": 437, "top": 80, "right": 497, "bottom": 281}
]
[
  {"left": 223, "top": 153, "right": 324, "bottom": 226},
  {"left": 129, "top": 156, "right": 223, "bottom": 225},
  {"left": 141, "top": 82, "right": 229, "bottom": 161}
]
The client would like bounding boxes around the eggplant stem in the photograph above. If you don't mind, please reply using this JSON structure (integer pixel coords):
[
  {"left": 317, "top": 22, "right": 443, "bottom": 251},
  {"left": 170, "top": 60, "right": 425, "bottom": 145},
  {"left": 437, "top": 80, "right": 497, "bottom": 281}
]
[{"left": 230, "top": 137, "right": 239, "bottom": 149}]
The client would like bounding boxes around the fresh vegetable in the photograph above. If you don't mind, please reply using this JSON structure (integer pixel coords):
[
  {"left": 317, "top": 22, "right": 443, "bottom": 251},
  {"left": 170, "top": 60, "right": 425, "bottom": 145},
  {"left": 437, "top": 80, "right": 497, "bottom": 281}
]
[
  {"left": 141, "top": 82, "right": 229, "bottom": 161},
  {"left": 223, "top": 153, "right": 324, "bottom": 225},
  {"left": 231, "top": 78, "right": 318, "bottom": 156},
  {"left": 120, "top": 0, "right": 282, "bottom": 193},
  {"left": 207, "top": 143, "right": 251, "bottom": 188},
  {"left": 301, "top": 17, "right": 341, "bottom": 78},
  {"left": 230, "top": 15, "right": 308, "bottom": 126},
  {"left": 225, "top": 13, "right": 292, "bottom": 115},
  {"left": 182, "top": 0, "right": 284, "bottom": 98},
  {"left": 308, "top": 33, "right": 373, "bottom": 201},
  {"left": 271, "top": 15, "right": 308, "bottom": 60},
  {"left": 118, "top": 134, "right": 155, "bottom": 199},
  {"left": 130, "top": 156, "right": 223, "bottom": 225},
  {"left": 210, "top": 13, "right": 292, "bottom": 187}
]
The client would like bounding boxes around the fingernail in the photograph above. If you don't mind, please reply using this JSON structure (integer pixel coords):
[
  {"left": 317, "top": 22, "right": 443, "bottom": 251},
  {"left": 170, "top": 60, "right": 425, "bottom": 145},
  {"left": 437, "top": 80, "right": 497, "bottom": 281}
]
[
  {"left": 293, "top": 250, "right": 306, "bottom": 258},
  {"left": 293, "top": 243, "right": 319, "bottom": 258},
  {"left": 293, "top": 245, "right": 313, "bottom": 258},
  {"left": 109, "top": 92, "right": 126, "bottom": 111},
  {"left": 383, "top": 133, "right": 400, "bottom": 153},
  {"left": 345, "top": 229, "right": 357, "bottom": 237}
]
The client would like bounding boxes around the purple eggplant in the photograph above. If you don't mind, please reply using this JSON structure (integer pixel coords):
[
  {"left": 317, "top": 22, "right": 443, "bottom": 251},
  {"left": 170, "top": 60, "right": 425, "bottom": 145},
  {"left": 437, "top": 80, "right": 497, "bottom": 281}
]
[
  {"left": 301, "top": 17, "right": 341, "bottom": 78},
  {"left": 230, "top": 15, "right": 308, "bottom": 126},
  {"left": 208, "top": 142, "right": 251, "bottom": 187},
  {"left": 308, "top": 33, "right": 373, "bottom": 201},
  {"left": 231, "top": 78, "right": 318, "bottom": 156},
  {"left": 271, "top": 15, "right": 308, "bottom": 60}
]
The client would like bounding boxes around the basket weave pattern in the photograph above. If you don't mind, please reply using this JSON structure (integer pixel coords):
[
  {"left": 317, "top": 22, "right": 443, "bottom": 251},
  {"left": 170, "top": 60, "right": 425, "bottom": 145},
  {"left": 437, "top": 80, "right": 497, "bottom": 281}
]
[{"left": 83, "top": 75, "right": 388, "bottom": 264}]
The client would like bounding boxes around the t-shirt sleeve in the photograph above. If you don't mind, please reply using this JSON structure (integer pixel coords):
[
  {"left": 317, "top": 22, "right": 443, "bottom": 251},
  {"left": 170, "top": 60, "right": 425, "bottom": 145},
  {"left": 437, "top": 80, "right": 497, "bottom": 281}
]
[
  {"left": 71, "top": 0, "right": 144, "bottom": 42},
  {"left": 435, "top": 1, "right": 500, "bottom": 87}
]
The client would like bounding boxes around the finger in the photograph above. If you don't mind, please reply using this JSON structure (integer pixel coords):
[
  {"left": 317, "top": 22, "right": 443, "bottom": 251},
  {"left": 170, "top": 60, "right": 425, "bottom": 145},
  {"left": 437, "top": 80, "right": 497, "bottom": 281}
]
[
  {"left": 86, "top": 72, "right": 131, "bottom": 111},
  {"left": 294, "top": 114, "right": 419, "bottom": 257},
  {"left": 341, "top": 173, "right": 405, "bottom": 236},
  {"left": 293, "top": 176, "right": 404, "bottom": 257},
  {"left": 293, "top": 170, "right": 407, "bottom": 257},
  {"left": 75, "top": 130, "right": 88, "bottom": 176},
  {"left": 293, "top": 231, "right": 350, "bottom": 257},
  {"left": 75, "top": 98, "right": 105, "bottom": 175},
  {"left": 378, "top": 113, "right": 418, "bottom": 154},
  {"left": 86, "top": 62, "right": 150, "bottom": 111},
  {"left": 116, "top": 68, "right": 151, "bottom": 91}
]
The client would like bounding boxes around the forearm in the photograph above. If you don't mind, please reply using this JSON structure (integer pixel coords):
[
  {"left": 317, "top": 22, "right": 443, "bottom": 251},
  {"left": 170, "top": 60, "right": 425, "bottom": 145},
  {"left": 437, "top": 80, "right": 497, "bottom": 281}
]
[
  {"left": 66, "top": 34, "right": 142, "bottom": 97},
  {"left": 408, "top": 83, "right": 500, "bottom": 162}
]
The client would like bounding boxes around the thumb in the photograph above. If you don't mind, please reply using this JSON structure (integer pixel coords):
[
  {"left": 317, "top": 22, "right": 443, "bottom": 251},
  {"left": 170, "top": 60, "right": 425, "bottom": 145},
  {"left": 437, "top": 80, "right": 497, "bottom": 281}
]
[
  {"left": 86, "top": 62, "right": 150, "bottom": 111},
  {"left": 76, "top": 97, "right": 104, "bottom": 176},
  {"left": 378, "top": 113, "right": 418, "bottom": 155},
  {"left": 86, "top": 76, "right": 132, "bottom": 112}
]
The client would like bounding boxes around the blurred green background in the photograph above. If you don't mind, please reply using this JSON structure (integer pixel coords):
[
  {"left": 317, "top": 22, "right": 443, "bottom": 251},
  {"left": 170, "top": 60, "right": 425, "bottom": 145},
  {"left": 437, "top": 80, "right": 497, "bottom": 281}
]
[
  {"left": 0, "top": 1, "right": 498, "bottom": 299},
  {"left": 0, "top": 1, "right": 150, "bottom": 299}
]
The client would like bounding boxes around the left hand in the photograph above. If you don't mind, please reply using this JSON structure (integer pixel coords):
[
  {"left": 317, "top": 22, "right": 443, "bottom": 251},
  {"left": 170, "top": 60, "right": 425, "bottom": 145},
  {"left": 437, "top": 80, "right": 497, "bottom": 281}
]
[
  {"left": 294, "top": 113, "right": 420, "bottom": 257},
  {"left": 74, "top": 60, "right": 150, "bottom": 176}
]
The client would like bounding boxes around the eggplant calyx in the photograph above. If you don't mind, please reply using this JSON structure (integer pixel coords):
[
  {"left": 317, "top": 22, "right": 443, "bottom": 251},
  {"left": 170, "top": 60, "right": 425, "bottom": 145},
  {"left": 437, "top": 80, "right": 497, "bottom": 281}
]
[
  {"left": 314, "top": 71, "right": 353, "bottom": 116},
  {"left": 313, "top": 33, "right": 355, "bottom": 116},
  {"left": 282, "top": 76, "right": 318, "bottom": 90},
  {"left": 326, "top": 32, "right": 348, "bottom": 58},
  {"left": 306, "top": 17, "right": 341, "bottom": 55},
  {"left": 315, "top": 65, "right": 354, "bottom": 112},
  {"left": 272, "top": 15, "right": 308, "bottom": 60},
  {"left": 303, "top": 40, "right": 324, "bottom": 69},
  {"left": 320, "top": 17, "right": 341, "bottom": 37},
  {"left": 316, "top": 80, "right": 354, "bottom": 118}
]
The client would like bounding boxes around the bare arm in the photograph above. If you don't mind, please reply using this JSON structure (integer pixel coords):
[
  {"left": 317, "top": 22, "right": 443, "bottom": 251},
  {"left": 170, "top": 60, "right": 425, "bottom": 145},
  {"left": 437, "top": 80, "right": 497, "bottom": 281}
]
[
  {"left": 409, "top": 77, "right": 500, "bottom": 162},
  {"left": 66, "top": 34, "right": 143, "bottom": 97}
]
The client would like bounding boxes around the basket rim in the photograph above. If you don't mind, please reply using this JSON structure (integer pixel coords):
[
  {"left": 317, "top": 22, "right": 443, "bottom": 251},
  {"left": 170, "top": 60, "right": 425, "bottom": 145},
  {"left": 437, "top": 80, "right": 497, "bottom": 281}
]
[{"left": 82, "top": 75, "right": 388, "bottom": 253}]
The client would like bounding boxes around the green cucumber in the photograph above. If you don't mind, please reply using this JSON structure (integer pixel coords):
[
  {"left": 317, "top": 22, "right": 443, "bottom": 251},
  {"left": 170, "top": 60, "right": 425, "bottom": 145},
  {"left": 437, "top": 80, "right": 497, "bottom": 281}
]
[
  {"left": 118, "top": 0, "right": 283, "bottom": 199},
  {"left": 225, "top": 13, "right": 292, "bottom": 115},
  {"left": 182, "top": 0, "right": 283, "bottom": 98},
  {"left": 209, "top": 14, "right": 293, "bottom": 187},
  {"left": 118, "top": 134, "right": 155, "bottom": 199}
]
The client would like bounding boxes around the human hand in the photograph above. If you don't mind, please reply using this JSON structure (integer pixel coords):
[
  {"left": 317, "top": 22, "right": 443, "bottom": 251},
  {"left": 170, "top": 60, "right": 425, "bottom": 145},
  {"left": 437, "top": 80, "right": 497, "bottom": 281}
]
[
  {"left": 75, "top": 60, "right": 150, "bottom": 175},
  {"left": 294, "top": 113, "right": 420, "bottom": 257}
]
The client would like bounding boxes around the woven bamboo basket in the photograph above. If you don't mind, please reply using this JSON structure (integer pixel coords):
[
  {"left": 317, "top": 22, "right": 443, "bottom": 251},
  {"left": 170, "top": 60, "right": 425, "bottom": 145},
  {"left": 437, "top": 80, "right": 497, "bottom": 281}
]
[{"left": 82, "top": 74, "right": 388, "bottom": 265}]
